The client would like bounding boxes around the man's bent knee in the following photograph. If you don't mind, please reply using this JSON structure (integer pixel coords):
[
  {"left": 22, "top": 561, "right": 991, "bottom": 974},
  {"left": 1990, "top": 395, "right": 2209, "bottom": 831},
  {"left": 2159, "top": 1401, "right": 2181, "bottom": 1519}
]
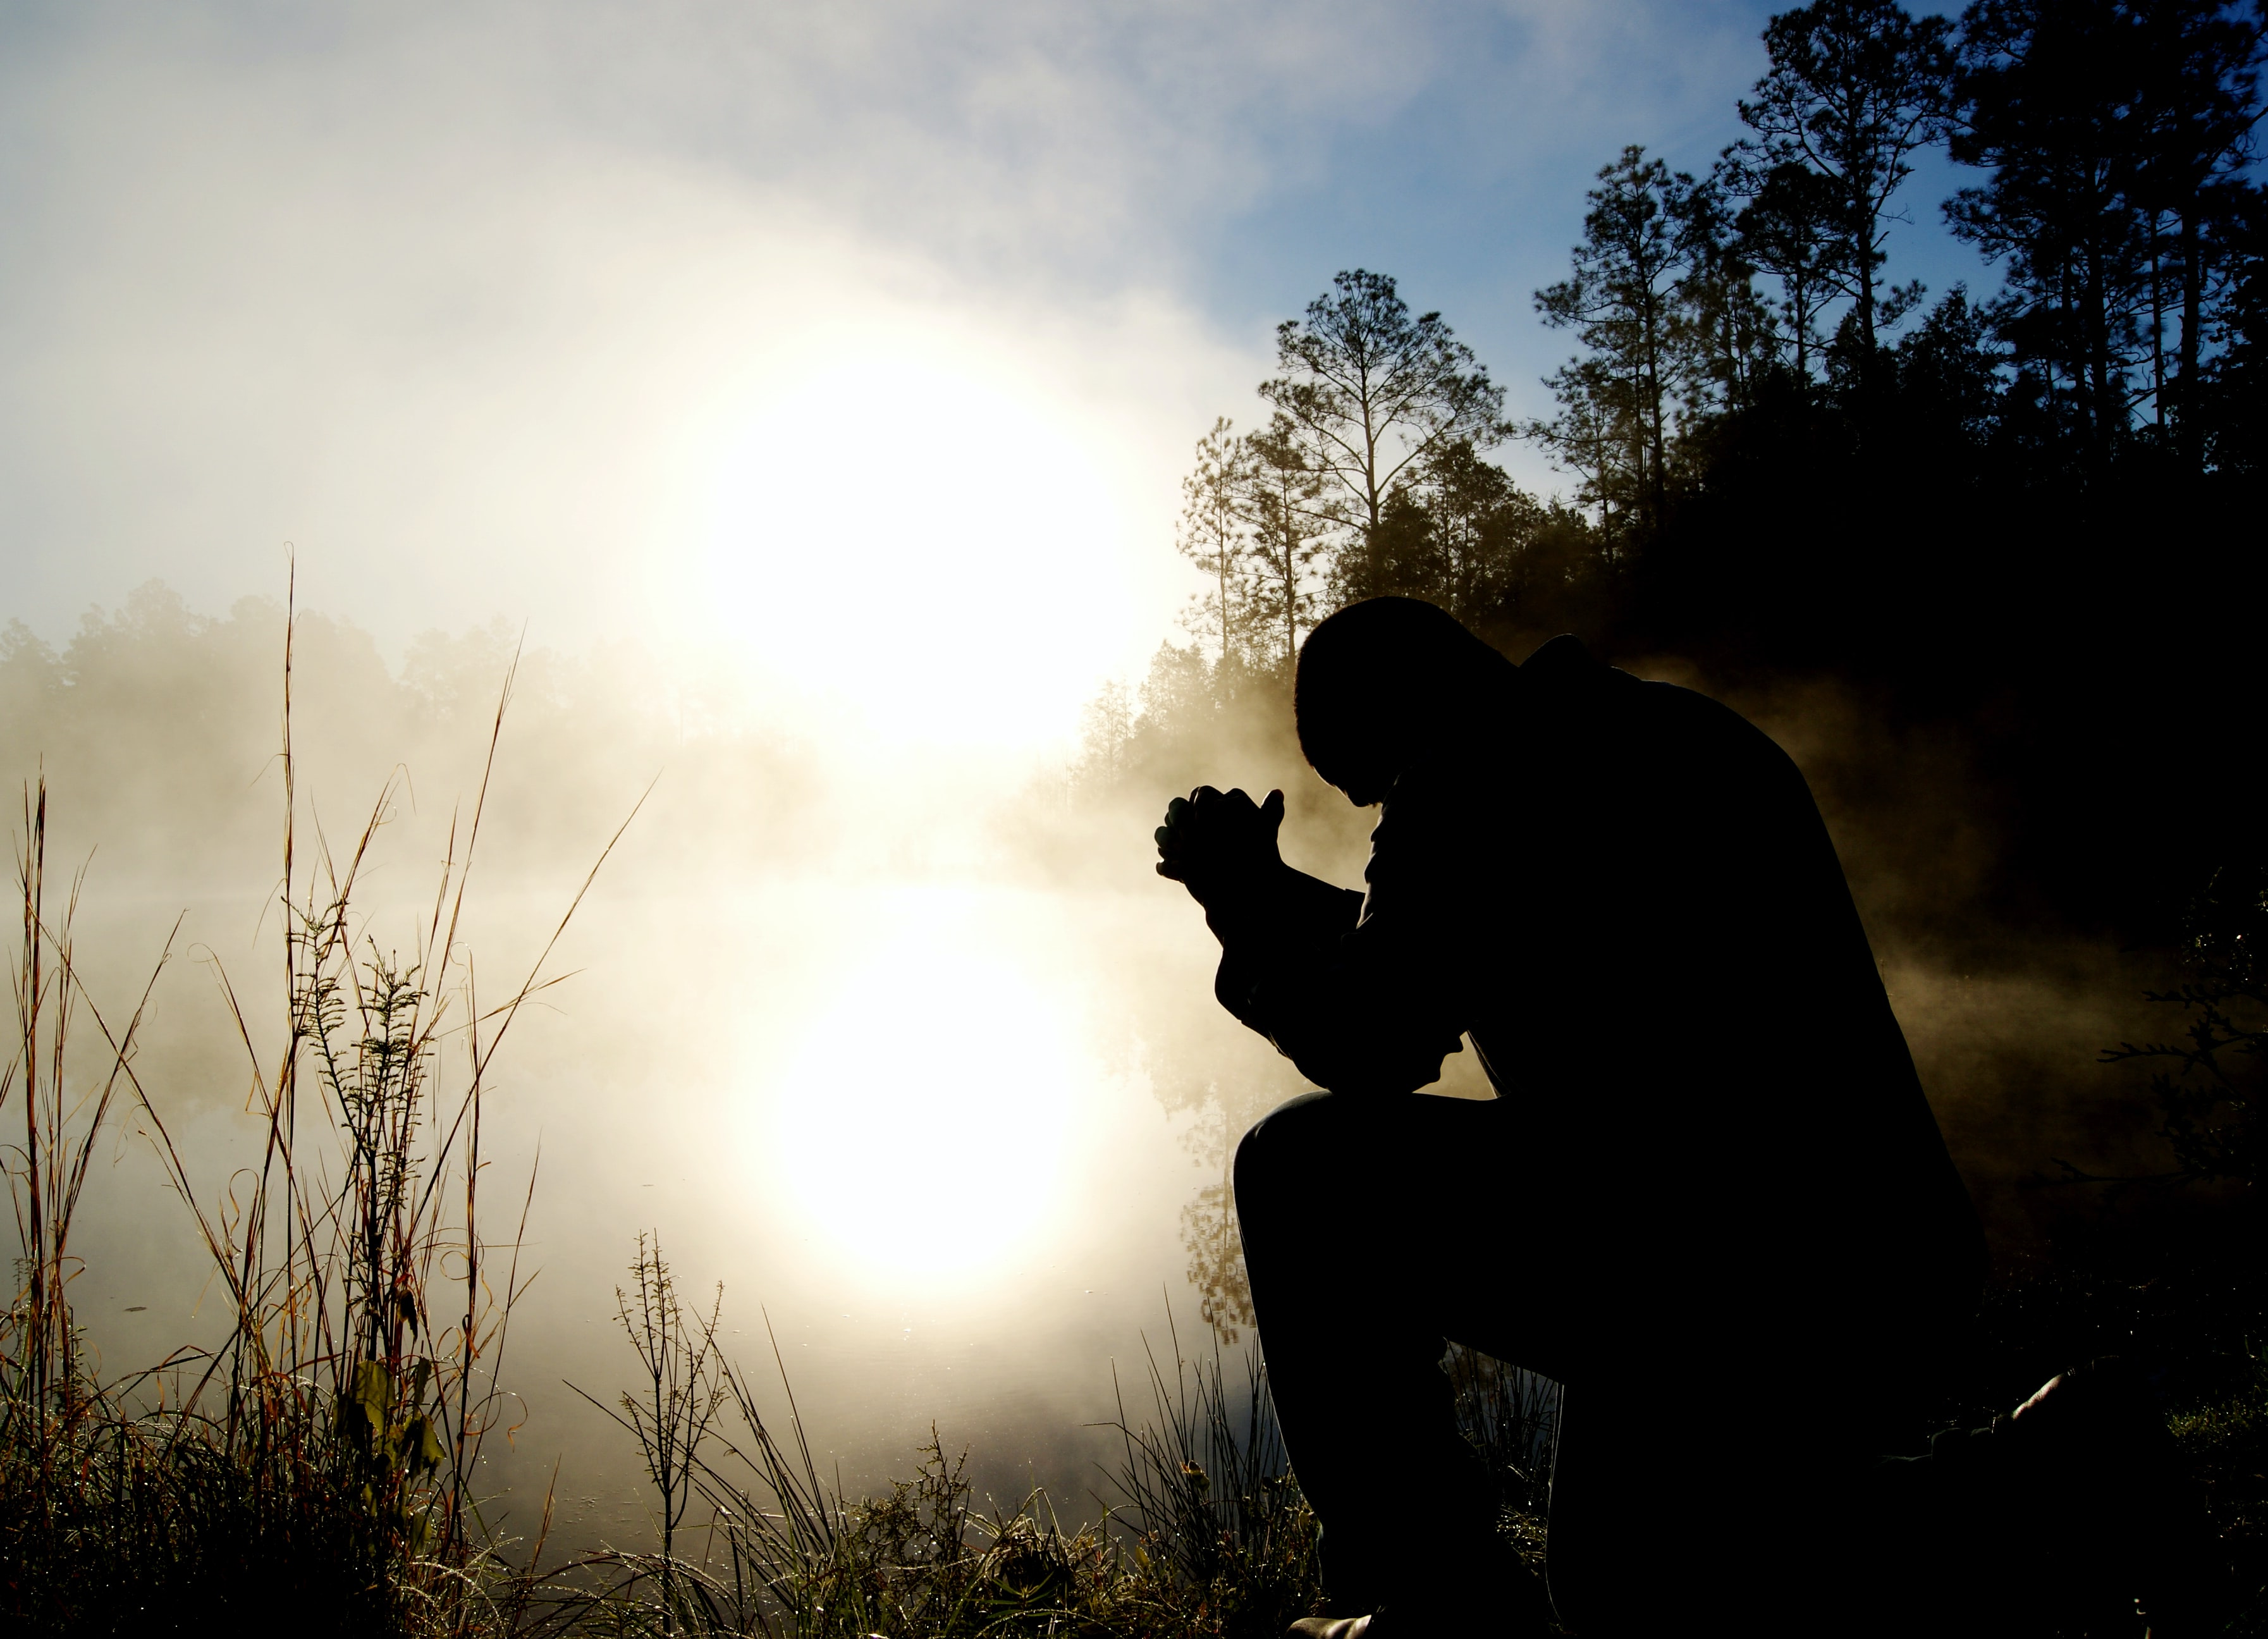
[{"left": 1234, "top": 1088, "right": 1404, "bottom": 1232}]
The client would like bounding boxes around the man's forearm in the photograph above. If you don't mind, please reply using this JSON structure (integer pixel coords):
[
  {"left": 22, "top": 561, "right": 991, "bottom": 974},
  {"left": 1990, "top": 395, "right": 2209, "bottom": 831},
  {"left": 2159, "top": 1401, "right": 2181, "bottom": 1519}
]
[
  {"left": 1215, "top": 886, "right": 1469, "bottom": 1098},
  {"left": 1206, "top": 864, "right": 1363, "bottom": 1028},
  {"left": 1201, "top": 863, "right": 1363, "bottom": 952}
]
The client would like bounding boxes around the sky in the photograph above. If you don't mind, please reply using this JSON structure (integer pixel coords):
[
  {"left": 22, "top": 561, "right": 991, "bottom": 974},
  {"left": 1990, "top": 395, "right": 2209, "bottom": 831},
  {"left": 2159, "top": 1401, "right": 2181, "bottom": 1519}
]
[{"left": 0, "top": 0, "right": 1992, "bottom": 753}]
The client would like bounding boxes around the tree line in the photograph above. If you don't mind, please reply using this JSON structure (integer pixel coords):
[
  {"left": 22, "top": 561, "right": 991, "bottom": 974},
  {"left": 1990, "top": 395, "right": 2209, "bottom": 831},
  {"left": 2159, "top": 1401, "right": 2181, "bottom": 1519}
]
[{"left": 1131, "top": 0, "right": 2265, "bottom": 940}]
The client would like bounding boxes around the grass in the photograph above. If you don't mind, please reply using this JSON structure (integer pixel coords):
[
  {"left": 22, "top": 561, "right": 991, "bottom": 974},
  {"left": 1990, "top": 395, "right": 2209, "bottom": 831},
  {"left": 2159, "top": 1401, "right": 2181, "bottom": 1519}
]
[
  {"left": 513, "top": 1247, "right": 1565, "bottom": 1638},
  {"left": 524, "top": 1242, "right": 1335, "bottom": 1638},
  {"left": 1444, "top": 1344, "right": 1560, "bottom": 1575},
  {"left": 2175, "top": 1351, "right": 2268, "bottom": 1629},
  {"left": 1, "top": 584, "right": 634, "bottom": 1634}
]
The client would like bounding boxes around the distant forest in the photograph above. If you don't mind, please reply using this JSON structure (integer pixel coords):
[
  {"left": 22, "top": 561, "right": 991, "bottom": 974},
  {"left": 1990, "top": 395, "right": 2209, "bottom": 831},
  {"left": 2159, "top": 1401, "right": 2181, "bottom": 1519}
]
[{"left": 1084, "top": 0, "right": 2268, "bottom": 948}]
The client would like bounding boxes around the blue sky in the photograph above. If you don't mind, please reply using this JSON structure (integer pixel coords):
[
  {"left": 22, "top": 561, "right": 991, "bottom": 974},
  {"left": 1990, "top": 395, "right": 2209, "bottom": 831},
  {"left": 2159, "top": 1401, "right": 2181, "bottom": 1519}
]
[
  {"left": 1175, "top": 3, "right": 1987, "bottom": 431},
  {"left": 0, "top": 1, "right": 1991, "bottom": 739}
]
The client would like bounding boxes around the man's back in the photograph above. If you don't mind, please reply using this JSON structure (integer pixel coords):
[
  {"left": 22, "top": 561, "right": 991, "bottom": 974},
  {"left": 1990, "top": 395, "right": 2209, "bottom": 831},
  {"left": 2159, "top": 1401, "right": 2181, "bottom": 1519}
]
[{"left": 1411, "top": 639, "right": 1982, "bottom": 1370}]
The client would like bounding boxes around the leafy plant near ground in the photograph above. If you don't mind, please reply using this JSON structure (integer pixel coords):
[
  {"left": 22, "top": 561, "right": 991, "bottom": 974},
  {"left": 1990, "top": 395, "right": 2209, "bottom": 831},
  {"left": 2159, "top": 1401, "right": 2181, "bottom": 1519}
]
[
  {"left": 1098, "top": 1318, "right": 1323, "bottom": 1637},
  {"left": 1949, "top": 1246, "right": 2268, "bottom": 1636},
  {"left": 2096, "top": 864, "right": 2268, "bottom": 1190},
  {"left": 524, "top": 1233, "right": 1581, "bottom": 1638},
  {"left": 2173, "top": 1347, "right": 2268, "bottom": 1635},
  {"left": 1445, "top": 1342, "right": 1561, "bottom": 1573}
]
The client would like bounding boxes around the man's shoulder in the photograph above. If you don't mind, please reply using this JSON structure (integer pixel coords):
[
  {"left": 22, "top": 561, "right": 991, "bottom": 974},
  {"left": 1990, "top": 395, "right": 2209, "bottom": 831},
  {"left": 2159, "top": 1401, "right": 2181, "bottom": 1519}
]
[{"left": 1523, "top": 637, "right": 1782, "bottom": 754}]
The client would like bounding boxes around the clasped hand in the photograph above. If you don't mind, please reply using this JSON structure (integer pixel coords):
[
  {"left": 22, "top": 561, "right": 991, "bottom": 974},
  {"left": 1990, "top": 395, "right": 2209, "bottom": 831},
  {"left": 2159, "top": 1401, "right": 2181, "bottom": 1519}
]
[{"left": 1155, "top": 785, "right": 1286, "bottom": 912}]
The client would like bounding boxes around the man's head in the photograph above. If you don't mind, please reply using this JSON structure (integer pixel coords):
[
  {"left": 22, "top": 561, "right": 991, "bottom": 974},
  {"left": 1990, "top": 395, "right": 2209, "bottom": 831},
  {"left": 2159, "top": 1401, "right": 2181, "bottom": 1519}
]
[{"left": 1294, "top": 597, "right": 1519, "bottom": 805}]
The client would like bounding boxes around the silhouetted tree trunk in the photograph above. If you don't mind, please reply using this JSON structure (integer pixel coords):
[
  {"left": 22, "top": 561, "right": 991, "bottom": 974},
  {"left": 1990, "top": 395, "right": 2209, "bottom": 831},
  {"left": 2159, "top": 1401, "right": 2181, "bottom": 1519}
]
[
  {"left": 1238, "top": 420, "right": 1333, "bottom": 670},
  {"left": 2182, "top": 208, "right": 2206, "bottom": 465},
  {"left": 1731, "top": 157, "right": 1846, "bottom": 385},
  {"left": 1175, "top": 417, "right": 1255, "bottom": 665},
  {"left": 2129, "top": 0, "right": 2264, "bottom": 472}
]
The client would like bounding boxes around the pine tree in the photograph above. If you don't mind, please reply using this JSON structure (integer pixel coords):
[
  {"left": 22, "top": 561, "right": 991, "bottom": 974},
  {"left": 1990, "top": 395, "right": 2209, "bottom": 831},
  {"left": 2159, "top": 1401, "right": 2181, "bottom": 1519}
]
[
  {"left": 1738, "top": 0, "right": 1955, "bottom": 371},
  {"left": 1732, "top": 157, "right": 1847, "bottom": 383},
  {"left": 1259, "top": 271, "right": 1507, "bottom": 596},
  {"left": 1525, "top": 357, "right": 1634, "bottom": 551},
  {"left": 1237, "top": 420, "right": 1333, "bottom": 671},
  {"left": 1534, "top": 147, "right": 1698, "bottom": 536},
  {"left": 1174, "top": 417, "right": 1256, "bottom": 665},
  {"left": 1679, "top": 166, "right": 1779, "bottom": 415}
]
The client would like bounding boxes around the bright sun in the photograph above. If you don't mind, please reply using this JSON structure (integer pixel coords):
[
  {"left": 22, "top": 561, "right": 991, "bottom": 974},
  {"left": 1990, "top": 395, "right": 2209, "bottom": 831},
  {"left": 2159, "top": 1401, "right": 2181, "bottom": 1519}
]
[
  {"left": 699, "top": 333, "right": 1142, "bottom": 751},
  {"left": 768, "top": 892, "right": 1084, "bottom": 1282}
]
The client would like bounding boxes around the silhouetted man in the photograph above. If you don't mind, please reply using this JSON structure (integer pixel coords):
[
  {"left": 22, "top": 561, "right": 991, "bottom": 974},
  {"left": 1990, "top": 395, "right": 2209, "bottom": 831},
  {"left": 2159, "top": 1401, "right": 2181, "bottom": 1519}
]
[{"left": 1155, "top": 599, "right": 1997, "bottom": 1635}]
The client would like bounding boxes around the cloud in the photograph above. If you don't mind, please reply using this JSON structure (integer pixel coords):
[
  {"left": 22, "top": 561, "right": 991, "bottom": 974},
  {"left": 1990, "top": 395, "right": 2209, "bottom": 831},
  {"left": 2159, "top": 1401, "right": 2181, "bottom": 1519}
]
[
  {"left": 0, "top": 1, "right": 1319, "bottom": 737},
  {"left": 0, "top": 0, "right": 1976, "bottom": 736}
]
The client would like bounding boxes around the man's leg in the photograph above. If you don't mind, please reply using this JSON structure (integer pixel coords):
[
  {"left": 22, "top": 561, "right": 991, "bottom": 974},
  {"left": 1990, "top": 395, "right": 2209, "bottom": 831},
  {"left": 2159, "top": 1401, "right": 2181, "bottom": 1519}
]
[
  {"left": 1234, "top": 1090, "right": 1567, "bottom": 1626},
  {"left": 1238, "top": 1089, "right": 1881, "bottom": 1636}
]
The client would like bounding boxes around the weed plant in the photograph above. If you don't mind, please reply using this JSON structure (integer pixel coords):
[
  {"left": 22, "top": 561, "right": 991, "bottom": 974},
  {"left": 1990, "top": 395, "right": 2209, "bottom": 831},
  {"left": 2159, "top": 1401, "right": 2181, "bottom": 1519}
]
[
  {"left": 0, "top": 587, "right": 1340, "bottom": 1638},
  {"left": 1, "top": 589, "right": 630, "bottom": 1635},
  {"left": 1444, "top": 1343, "right": 1560, "bottom": 1571},
  {"left": 526, "top": 1244, "right": 1329, "bottom": 1639},
  {"left": 1098, "top": 1317, "right": 1323, "bottom": 1635}
]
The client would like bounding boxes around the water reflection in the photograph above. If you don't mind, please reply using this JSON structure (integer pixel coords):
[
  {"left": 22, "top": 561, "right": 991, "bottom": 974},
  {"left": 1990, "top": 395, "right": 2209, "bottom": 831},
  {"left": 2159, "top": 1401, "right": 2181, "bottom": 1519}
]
[
  {"left": 766, "top": 887, "right": 1086, "bottom": 1282},
  {"left": 1177, "top": 1107, "right": 1254, "bottom": 1344},
  {"left": 495, "top": 866, "right": 1496, "bottom": 1552},
  {"left": 467, "top": 870, "right": 1281, "bottom": 1551}
]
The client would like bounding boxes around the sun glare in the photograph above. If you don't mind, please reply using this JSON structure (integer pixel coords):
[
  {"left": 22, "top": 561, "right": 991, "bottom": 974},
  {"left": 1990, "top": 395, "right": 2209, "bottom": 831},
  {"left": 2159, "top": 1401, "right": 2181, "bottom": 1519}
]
[
  {"left": 767, "top": 892, "right": 1086, "bottom": 1283},
  {"left": 700, "top": 335, "right": 1142, "bottom": 752}
]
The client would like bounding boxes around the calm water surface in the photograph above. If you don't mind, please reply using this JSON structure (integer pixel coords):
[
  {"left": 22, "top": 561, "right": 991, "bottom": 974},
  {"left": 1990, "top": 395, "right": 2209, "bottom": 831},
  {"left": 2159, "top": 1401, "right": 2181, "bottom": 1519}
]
[{"left": 65, "top": 869, "right": 1316, "bottom": 1552}]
